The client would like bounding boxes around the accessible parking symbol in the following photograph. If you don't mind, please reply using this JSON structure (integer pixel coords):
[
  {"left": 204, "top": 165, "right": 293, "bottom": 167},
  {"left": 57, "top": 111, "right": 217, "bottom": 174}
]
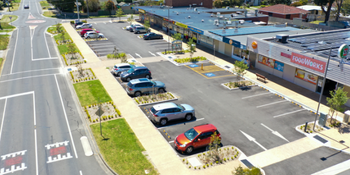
[
  {"left": 205, "top": 73, "right": 216, "bottom": 77},
  {"left": 189, "top": 64, "right": 199, "bottom": 68}
]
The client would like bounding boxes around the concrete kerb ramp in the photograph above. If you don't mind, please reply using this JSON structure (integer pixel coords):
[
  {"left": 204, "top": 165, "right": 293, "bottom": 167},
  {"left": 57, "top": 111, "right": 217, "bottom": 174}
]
[{"left": 62, "top": 23, "right": 100, "bottom": 63}]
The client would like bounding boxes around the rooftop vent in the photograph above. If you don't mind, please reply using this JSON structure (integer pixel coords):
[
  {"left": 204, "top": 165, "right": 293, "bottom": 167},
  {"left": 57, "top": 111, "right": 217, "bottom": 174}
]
[
  {"left": 202, "top": 19, "right": 204, "bottom": 22},
  {"left": 226, "top": 6, "right": 230, "bottom": 10},
  {"left": 276, "top": 34, "right": 289, "bottom": 43},
  {"left": 188, "top": 16, "right": 191, "bottom": 18}
]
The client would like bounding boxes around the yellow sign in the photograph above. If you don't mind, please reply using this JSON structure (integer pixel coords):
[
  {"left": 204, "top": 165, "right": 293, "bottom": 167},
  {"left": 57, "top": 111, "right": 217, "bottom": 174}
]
[
  {"left": 175, "top": 22, "right": 188, "bottom": 29},
  {"left": 139, "top": 9, "right": 146, "bottom": 13}
]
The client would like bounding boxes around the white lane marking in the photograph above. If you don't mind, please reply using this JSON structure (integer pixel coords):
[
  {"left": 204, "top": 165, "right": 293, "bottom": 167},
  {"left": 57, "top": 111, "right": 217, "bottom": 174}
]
[
  {"left": 80, "top": 170, "right": 83, "bottom": 175},
  {"left": 128, "top": 54, "right": 135, "bottom": 59},
  {"left": 311, "top": 159, "right": 350, "bottom": 175},
  {"left": 30, "top": 27, "right": 37, "bottom": 61},
  {"left": 273, "top": 109, "right": 306, "bottom": 118},
  {"left": 261, "top": 123, "right": 289, "bottom": 142},
  {"left": 80, "top": 136, "right": 93, "bottom": 156},
  {"left": 2, "top": 68, "right": 60, "bottom": 76},
  {"left": 35, "top": 0, "right": 40, "bottom": 14},
  {"left": 256, "top": 100, "right": 288, "bottom": 108},
  {"left": 0, "top": 73, "right": 57, "bottom": 84},
  {"left": 32, "top": 57, "right": 59, "bottom": 61},
  {"left": 33, "top": 91, "right": 36, "bottom": 125},
  {"left": 54, "top": 75, "right": 78, "bottom": 158},
  {"left": 89, "top": 45, "right": 115, "bottom": 48},
  {"left": 135, "top": 53, "right": 142, "bottom": 58},
  {"left": 0, "top": 98, "right": 7, "bottom": 144},
  {"left": 10, "top": 28, "right": 19, "bottom": 74},
  {"left": 44, "top": 31, "right": 51, "bottom": 58},
  {"left": 240, "top": 130, "right": 267, "bottom": 151},
  {"left": 168, "top": 141, "right": 174, "bottom": 143},
  {"left": 148, "top": 51, "right": 156, "bottom": 57},
  {"left": 242, "top": 92, "right": 271, "bottom": 99},
  {"left": 34, "top": 129, "right": 38, "bottom": 175},
  {"left": 157, "top": 118, "right": 205, "bottom": 130}
]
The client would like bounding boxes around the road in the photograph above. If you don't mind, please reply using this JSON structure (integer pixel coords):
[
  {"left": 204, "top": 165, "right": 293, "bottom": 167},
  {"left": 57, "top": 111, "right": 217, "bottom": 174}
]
[{"left": 0, "top": 0, "right": 108, "bottom": 174}]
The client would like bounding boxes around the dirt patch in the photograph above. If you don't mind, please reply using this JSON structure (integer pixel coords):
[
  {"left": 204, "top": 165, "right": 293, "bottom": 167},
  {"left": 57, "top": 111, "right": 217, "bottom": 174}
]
[
  {"left": 84, "top": 102, "right": 121, "bottom": 123},
  {"left": 70, "top": 68, "right": 97, "bottom": 83},
  {"left": 64, "top": 53, "right": 85, "bottom": 66}
]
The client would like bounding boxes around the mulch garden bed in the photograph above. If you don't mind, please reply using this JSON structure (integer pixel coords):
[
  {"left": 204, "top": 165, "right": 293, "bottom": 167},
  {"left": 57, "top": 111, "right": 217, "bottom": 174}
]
[
  {"left": 222, "top": 80, "right": 255, "bottom": 90},
  {"left": 63, "top": 53, "right": 86, "bottom": 66},
  {"left": 70, "top": 68, "right": 97, "bottom": 83},
  {"left": 84, "top": 101, "right": 122, "bottom": 123},
  {"left": 133, "top": 92, "right": 177, "bottom": 105}
]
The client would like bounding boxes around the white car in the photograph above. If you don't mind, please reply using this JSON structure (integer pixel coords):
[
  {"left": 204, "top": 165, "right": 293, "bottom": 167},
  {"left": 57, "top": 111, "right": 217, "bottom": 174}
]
[
  {"left": 126, "top": 24, "right": 142, "bottom": 32},
  {"left": 76, "top": 23, "right": 92, "bottom": 29},
  {"left": 84, "top": 31, "right": 104, "bottom": 39}
]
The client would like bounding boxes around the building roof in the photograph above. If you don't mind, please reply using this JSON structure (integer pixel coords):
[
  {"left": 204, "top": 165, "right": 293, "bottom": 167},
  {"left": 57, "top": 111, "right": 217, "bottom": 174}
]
[
  {"left": 297, "top": 5, "right": 322, "bottom": 11},
  {"left": 259, "top": 4, "right": 309, "bottom": 14}
]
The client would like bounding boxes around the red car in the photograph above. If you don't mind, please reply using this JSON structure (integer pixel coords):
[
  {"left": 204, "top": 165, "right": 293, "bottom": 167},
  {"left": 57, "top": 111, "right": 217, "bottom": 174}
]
[
  {"left": 174, "top": 124, "right": 221, "bottom": 154},
  {"left": 80, "top": 29, "right": 99, "bottom": 37}
]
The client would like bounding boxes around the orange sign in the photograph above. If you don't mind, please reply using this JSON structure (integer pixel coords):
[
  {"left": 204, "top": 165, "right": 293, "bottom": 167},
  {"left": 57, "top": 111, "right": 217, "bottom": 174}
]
[{"left": 252, "top": 41, "right": 258, "bottom": 49}]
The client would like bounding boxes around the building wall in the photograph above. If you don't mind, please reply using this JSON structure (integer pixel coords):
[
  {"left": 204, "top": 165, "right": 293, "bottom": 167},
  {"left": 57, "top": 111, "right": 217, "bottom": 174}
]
[{"left": 165, "top": 0, "right": 212, "bottom": 8}]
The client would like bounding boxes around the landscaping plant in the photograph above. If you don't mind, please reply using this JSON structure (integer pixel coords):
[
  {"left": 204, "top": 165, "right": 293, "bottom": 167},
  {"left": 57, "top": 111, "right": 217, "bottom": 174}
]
[{"left": 326, "top": 87, "right": 349, "bottom": 125}]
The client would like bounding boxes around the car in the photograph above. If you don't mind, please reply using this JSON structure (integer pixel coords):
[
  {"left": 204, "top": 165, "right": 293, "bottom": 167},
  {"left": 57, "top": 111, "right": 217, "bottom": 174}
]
[
  {"left": 80, "top": 29, "right": 98, "bottom": 37},
  {"left": 84, "top": 31, "right": 104, "bottom": 39},
  {"left": 24, "top": 4, "right": 29, "bottom": 9},
  {"left": 134, "top": 26, "right": 148, "bottom": 34},
  {"left": 143, "top": 32, "right": 163, "bottom": 40},
  {"left": 126, "top": 78, "right": 166, "bottom": 97},
  {"left": 120, "top": 66, "right": 151, "bottom": 82},
  {"left": 148, "top": 102, "right": 195, "bottom": 126},
  {"left": 174, "top": 124, "right": 221, "bottom": 154},
  {"left": 112, "top": 63, "right": 135, "bottom": 76},
  {"left": 75, "top": 21, "right": 84, "bottom": 28},
  {"left": 127, "top": 24, "right": 142, "bottom": 32},
  {"left": 76, "top": 23, "right": 92, "bottom": 29}
]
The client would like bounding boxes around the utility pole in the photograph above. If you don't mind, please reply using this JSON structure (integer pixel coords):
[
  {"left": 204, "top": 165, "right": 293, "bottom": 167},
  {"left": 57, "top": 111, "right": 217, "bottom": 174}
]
[{"left": 76, "top": 0, "right": 80, "bottom": 21}]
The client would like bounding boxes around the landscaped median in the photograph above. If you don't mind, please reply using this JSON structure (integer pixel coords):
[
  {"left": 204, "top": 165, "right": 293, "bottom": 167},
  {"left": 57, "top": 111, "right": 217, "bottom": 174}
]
[
  {"left": 0, "top": 15, "right": 17, "bottom": 32},
  {"left": 0, "top": 35, "right": 10, "bottom": 50}
]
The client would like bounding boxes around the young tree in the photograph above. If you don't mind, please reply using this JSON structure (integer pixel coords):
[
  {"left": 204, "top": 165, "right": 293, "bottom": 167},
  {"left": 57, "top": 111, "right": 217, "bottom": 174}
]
[
  {"left": 171, "top": 33, "right": 182, "bottom": 41},
  {"left": 75, "top": 61, "right": 85, "bottom": 78},
  {"left": 116, "top": 8, "right": 124, "bottom": 21},
  {"left": 87, "top": 0, "right": 100, "bottom": 12},
  {"left": 187, "top": 38, "right": 196, "bottom": 58},
  {"left": 112, "top": 46, "right": 119, "bottom": 58},
  {"left": 105, "top": 0, "right": 115, "bottom": 16},
  {"left": 233, "top": 60, "right": 249, "bottom": 80},
  {"left": 326, "top": 87, "right": 349, "bottom": 125},
  {"left": 207, "top": 132, "right": 222, "bottom": 162},
  {"left": 56, "top": 23, "right": 62, "bottom": 33},
  {"left": 127, "top": 14, "right": 134, "bottom": 24},
  {"left": 60, "top": 30, "right": 66, "bottom": 44},
  {"left": 67, "top": 43, "right": 76, "bottom": 60},
  {"left": 144, "top": 20, "right": 150, "bottom": 32}
]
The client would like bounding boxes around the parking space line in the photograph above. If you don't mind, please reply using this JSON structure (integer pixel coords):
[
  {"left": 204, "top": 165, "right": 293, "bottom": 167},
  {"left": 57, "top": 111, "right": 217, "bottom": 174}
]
[
  {"left": 273, "top": 109, "right": 306, "bottom": 118},
  {"left": 242, "top": 92, "right": 271, "bottom": 99},
  {"left": 157, "top": 118, "right": 205, "bottom": 130},
  {"left": 256, "top": 100, "right": 288, "bottom": 108},
  {"left": 207, "top": 74, "right": 234, "bottom": 79},
  {"left": 168, "top": 141, "right": 174, "bottom": 143}
]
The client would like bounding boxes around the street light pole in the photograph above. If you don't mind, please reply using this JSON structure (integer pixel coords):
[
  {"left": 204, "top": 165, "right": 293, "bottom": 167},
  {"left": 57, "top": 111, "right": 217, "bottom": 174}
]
[
  {"left": 313, "top": 48, "right": 332, "bottom": 131},
  {"left": 76, "top": 0, "right": 80, "bottom": 21},
  {"left": 168, "top": 7, "right": 170, "bottom": 52}
]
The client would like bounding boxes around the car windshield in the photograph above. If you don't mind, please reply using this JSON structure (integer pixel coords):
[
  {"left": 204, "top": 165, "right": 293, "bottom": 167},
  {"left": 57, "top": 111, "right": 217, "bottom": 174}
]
[
  {"left": 177, "top": 104, "right": 184, "bottom": 110},
  {"left": 127, "top": 68, "right": 134, "bottom": 73},
  {"left": 184, "top": 128, "right": 198, "bottom": 141},
  {"left": 127, "top": 82, "right": 132, "bottom": 88},
  {"left": 150, "top": 107, "right": 158, "bottom": 114}
]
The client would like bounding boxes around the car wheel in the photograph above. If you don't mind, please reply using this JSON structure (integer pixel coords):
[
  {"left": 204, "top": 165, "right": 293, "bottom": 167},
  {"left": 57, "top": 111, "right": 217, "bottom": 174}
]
[
  {"left": 134, "top": 91, "right": 141, "bottom": 97},
  {"left": 98, "top": 36, "right": 102, "bottom": 38},
  {"left": 185, "top": 114, "right": 192, "bottom": 121},
  {"left": 87, "top": 36, "right": 90, "bottom": 39},
  {"left": 160, "top": 118, "right": 167, "bottom": 126},
  {"left": 145, "top": 74, "right": 150, "bottom": 79},
  {"left": 158, "top": 88, "right": 165, "bottom": 93},
  {"left": 126, "top": 77, "right": 131, "bottom": 82},
  {"left": 186, "top": 146, "right": 194, "bottom": 154},
  {"left": 137, "top": 31, "right": 140, "bottom": 34},
  {"left": 117, "top": 72, "right": 121, "bottom": 77}
]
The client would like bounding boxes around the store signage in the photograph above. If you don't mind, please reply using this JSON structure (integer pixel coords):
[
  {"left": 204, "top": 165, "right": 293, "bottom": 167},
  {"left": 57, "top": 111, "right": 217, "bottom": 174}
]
[
  {"left": 281, "top": 52, "right": 291, "bottom": 59},
  {"left": 338, "top": 44, "right": 349, "bottom": 59},
  {"left": 274, "top": 61, "right": 284, "bottom": 72},
  {"left": 291, "top": 53, "right": 326, "bottom": 73},
  {"left": 295, "top": 68, "right": 318, "bottom": 85},
  {"left": 138, "top": 9, "right": 146, "bottom": 13},
  {"left": 163, "top": 18, "right": 173, "bottom": 23},
  {"left": 251, "top": 41, "right": 258, "bottom": 49},
  {"left": 188, "top": 26, "right": 204, "bottom": 35},
  {"left": 223, "top": 37, "right": 240, "bottom": 48},
  {"left": 258, "top": 55, "right": 275, "bottom": 68},
  {"left": 175, "top": 22, "right": 188, "bottom": 29}
]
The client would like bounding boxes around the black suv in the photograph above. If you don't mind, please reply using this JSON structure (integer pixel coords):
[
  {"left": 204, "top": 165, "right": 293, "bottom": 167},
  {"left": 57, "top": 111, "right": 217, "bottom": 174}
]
[{"left": 120, "top": 67, "right": 151, "bottom": 82}]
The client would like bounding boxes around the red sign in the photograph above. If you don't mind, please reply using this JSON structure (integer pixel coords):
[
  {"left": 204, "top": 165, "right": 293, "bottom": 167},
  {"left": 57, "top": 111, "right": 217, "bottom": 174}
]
[
  {"left": 281, "top": 52, "right": 291, "bottom": 58},
  {"left": 291, "top": 53, "right": 326, "bottom": 73}
]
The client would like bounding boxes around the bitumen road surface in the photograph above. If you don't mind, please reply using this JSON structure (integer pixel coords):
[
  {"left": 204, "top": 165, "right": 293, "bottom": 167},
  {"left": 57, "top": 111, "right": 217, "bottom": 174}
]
[{"left": 0, "top": 0, "right": 108, "bottom": 174}]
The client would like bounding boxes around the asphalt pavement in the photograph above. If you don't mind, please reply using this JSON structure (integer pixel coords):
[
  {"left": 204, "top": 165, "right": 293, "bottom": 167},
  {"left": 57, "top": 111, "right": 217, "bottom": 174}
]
[{"left": 0, "top": 0, "right": 108, "bottom": 174}]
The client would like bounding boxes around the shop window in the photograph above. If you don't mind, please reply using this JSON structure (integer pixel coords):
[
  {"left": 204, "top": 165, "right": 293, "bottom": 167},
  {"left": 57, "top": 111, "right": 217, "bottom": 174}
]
[
  {"left": 234, "top": 47, "right": 241, "bottom": 56},
  {"left": 286, "top": 15, "right": 291, "bottom": 19}
]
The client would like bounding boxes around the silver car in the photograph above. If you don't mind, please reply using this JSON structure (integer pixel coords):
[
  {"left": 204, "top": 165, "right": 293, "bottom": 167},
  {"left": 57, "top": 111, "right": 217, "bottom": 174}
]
[
  {"left": 127, "top": 24, "right": 142, "bottom": 32},
  {"left": 126, "top": 78, "right": 166, "bottom": 97},
  {"left": 112, "top": 63, "right": 135, "bottom": 76},
  {"left": 148, "top": 102, "right": 195, "bottom": 126},
  {"left": 76, "top": 23, "right": 92, "bottom": 29},
  {"left": 134, "top": 26, "right": 148, "bottom": 34},
  {"left": 84, "top": 31, "right": 104, "bottom": 39}
]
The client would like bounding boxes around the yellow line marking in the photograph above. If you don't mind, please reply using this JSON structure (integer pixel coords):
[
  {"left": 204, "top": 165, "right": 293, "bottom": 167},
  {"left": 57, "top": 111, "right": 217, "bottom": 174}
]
[{"left": 207, "top": 74, "right": 235, "bottom": 79}]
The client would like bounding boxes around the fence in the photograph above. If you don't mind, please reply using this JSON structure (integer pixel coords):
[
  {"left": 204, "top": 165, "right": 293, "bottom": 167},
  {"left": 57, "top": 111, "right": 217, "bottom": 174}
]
[{"left": 268, "top": 17, "right": 341, "bottom": 31}]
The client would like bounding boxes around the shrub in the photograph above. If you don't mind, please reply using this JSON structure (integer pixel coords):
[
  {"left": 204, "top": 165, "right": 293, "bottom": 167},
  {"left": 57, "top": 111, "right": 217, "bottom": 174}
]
[
  {"left": 81, "top": 20, "right": 87, "bottom": 23},
  {"left": 194, "top": 167, "right": 196, "bottom": 170},
  {"left": 206, "top": 164, "right": 209, "bottom": 167},
  {"left": 260, "top": 5, "right": 265, "bottom": 7},
  {"left": 210, "top": 162, "right": 213, "bottom": 166},
  {"left": 70, "top": 21, "right": 74, "bottom": 24},
  {"left": 224, "top": 158, "right": 227, "bottom": 161},
  {"left": 203, "top": 165, "right": 206, "bottom": 169},
  {"left": 186, "top": 161, "right": 188, "bottom": 165},
  {"left": 216, "top": 161, "right": 218, "bottom": 164},
  {"left": 115, "top": 108, "right": 121, "bottom": 116},
  {"left": 189, "top": 166, "right": 191, "bottom": 168}
]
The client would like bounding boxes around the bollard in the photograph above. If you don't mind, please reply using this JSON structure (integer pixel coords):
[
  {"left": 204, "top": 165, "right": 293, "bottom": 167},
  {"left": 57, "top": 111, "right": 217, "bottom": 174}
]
[{"left": 304, "top": 122, "right": 308, "bottom": 132}]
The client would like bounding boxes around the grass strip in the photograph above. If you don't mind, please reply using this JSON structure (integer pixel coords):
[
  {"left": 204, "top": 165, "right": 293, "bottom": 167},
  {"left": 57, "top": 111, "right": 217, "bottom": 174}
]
[
  {"left": 90, "top": 119, "right": 157, "bottom": 175},
  {"left": 0, "top": 15, "right": 18, "bottom": 23},
  {"left": 73, "top": 80, "right": 112, "bottom": 106},
  {"left": 0, "top": 35, "right": 10, "bottom": 50}
]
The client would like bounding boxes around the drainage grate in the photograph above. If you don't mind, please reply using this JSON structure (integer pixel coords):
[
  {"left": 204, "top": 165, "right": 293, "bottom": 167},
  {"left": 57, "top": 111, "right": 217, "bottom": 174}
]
[
  {"left": 313, "top": 135, "right": 328, "bottom": 144},
  {"left": 240, "top": 159, "right": 254, "bottom": 169}
]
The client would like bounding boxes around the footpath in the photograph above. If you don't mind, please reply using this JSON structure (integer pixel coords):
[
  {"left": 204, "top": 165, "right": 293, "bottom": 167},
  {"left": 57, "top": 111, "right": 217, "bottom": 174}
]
[{"left": 63, "top": 22, "right": 350, "bottom": 175}]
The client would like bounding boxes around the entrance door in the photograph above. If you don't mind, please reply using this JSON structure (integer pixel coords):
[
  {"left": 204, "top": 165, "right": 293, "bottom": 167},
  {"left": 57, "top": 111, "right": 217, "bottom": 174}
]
[
  {"left": 323, "top": 79, "right": 337, "bottom": 97},
  {"left": 316, "top": 77, "right": 323, "bottom": 93}
]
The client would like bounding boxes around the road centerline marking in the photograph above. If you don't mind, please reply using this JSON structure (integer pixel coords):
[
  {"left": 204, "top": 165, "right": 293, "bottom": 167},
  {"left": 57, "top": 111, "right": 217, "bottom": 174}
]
[
  {"left": 242, "top": 92, "right": 271, "bottom": 99},
  {"left": 256, "top": 100, "right": 288, "bottom": 108},
  {"left": 273, "top": 109, "right": 306, "bottom": 118}
]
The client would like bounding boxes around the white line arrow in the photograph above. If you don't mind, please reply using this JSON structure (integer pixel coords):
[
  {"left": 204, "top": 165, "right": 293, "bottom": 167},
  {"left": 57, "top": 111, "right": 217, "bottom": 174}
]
[
  {"left": 148, "top": 51, "right": 156, "bottom": 57},
  {"left": 261, "top": 123, "right": 290, "bottom": 142},
  {"left": 240, "top": 130, "right": 267, "bottom": 151},
  {"left": 135, "top": 53, "right": 142, "bottom": 58}
]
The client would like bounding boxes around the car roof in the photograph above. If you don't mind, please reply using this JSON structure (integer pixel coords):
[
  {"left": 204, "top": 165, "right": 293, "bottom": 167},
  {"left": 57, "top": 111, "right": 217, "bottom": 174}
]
[
  {"left": 82, "top": 29, "right": 93, "bottom": 31},
  {"left": 134, "top": 66, "right": 148, "bottom": 70},
  {"left": 193, "top": 124, "right": 217, "bottom": 133},
  {"left": 85, "top": 31, "right": 97, "bottom": 34},
  {"left": 114, "top": 63, "right": 130, "bottom": 67},
  {"left": 152, "top": 102, "right": 177, "bottom": 110},
  {"left": 129, "top": 78, "right": 150, "bottom": 84}
]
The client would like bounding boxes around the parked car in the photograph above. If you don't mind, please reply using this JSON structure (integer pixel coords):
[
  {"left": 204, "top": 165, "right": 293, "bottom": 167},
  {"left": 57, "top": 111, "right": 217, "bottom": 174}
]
[
  {"left": 134, "top": 26, "right": 148, "bottom": 34},
  {"left": 24, "top": 4, "right": 29, "bottom": 9},
  {"left": 84, "top": 31, "right": 104, "bottom": 39},
  {"left": 126, "top": 78, "right": 166, "bottom": 97},
  {"left": 120, "top": 66, "right": 151, "bottom": 82},
  {"left": 75, "top": 21, "right": 84, "bottom": 28},
  {"left": 76, "top": 23, "right": 92, "bottom": 29},
  {"left": 174, "top": 124, "right": 220, "bottom": 154},
  {"left": 80, "top": 29, "right": 99, "bottom": 37},
  {"left": 127, "top": 24, "right": 142, "bottom": 32},
  {"left": 143, "top": 32, "right": 163, "bottom": 40},
  {"left": 112, "top": 63, "right": 135, "bottom": 76},
  {"left": 148, "top": 102, "right": 195, "bottom": 126}
]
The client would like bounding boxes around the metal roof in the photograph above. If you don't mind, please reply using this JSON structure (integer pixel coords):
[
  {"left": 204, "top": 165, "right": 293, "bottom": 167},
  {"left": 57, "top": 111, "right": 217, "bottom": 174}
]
[{"left": 209, "top": 26, "right": 300, "bottom": 37}]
